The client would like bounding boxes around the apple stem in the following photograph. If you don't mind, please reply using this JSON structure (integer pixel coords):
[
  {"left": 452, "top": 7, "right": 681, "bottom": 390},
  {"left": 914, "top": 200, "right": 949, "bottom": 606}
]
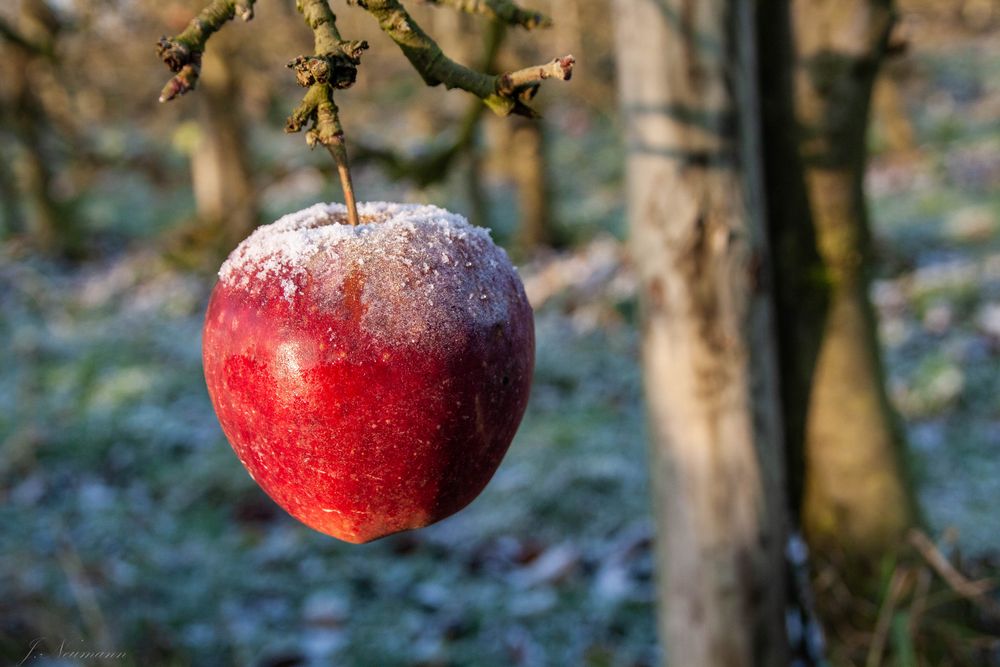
[{"left": 327, "top": 140, "right": 360, "bottom": 226}]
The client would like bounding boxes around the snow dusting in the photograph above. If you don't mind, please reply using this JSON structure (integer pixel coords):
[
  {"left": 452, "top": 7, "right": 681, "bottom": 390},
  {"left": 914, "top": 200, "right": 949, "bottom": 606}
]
[{"left": 218, "top": 201, "right": 529, "bottom": 348}]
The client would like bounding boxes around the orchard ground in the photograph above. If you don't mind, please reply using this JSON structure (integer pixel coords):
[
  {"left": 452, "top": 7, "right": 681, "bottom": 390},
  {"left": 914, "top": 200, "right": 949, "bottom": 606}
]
[{"left": 2, "top": 11, "right": 1000, "bottom": 667}]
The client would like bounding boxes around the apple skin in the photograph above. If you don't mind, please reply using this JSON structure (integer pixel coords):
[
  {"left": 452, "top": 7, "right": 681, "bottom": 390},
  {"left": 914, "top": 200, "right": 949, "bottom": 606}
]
[{"left": 202, "top": 202, "right": 534, "bottom": 543}]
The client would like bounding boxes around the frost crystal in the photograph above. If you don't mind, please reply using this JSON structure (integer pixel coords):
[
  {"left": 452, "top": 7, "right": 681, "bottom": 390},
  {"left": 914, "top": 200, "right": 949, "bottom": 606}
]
[{"left": 217, "top": 201, "right": 526, "bottom": 348}]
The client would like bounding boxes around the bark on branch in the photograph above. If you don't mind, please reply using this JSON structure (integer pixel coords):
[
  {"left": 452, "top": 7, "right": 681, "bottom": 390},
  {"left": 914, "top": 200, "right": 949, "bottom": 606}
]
[
  {"left": 422, "top": 0, "right": 552, "bottom": 29},
  {"left": 156, "top": 0, "right": 256, "bottom": 102},
  {"left": 358, "top": 0, "right": 573, "bottom": 117}
]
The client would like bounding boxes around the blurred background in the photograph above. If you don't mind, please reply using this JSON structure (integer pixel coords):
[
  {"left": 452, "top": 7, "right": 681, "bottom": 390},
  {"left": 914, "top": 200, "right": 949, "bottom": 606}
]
[{"left": 0, "top": 0, "right": 998, "bottom": 665}]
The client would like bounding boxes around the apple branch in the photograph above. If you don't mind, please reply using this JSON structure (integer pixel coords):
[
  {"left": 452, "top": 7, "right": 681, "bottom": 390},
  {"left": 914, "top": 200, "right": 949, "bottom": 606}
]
[
  {"left": 156, "top": 0, "right": 256, "bottom": 103},
  {"left": 357, "top": 0, "right": 573, "bottom": 117},
  {"left": 421, "top": 0, "right": 552, "bottom": 30},
  {"left": 286, "top": 0, "right": 368, "bottom": 226},
  {"left": 156, "top": 0, "right": 574, "bottom": 228}
]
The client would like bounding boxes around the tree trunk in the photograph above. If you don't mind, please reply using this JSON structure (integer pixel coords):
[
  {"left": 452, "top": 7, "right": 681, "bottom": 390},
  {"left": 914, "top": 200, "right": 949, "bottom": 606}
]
[
  {"left": 0, "top": 138, "right": 22, "bottom": 237},
  {"left": 614, "top": 1, "right": 789, "bottom": 665},
  {"left": 191, "top": 47, "right": 257, "bottom": 249},
  {"left": 464, "top": 137, "right": 490, "bottom": 232},
  {"left": 490, "top": 113, "right": 555, "bottom": 255},
  {"left": 4, "top": 0, "right": 70, "bottom": 254},
  {"left": 510, "top": 117, "right": 553, "bottom": 254},
  {"left": 790, "top": 0, "right": 919, "bottom": 566},
  {"left": 872, "top": 68, "right": 915, "bottom": 153},
  {"left": 757, "top": 0, "right": 828, "bottom": 518},
  {"left": 549, "top": 0, "right": 581, "bottom": 57}
]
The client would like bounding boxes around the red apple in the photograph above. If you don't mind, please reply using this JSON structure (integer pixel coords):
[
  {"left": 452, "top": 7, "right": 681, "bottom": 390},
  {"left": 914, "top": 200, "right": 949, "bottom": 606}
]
[{"left": 202, "top": 202, "right": 534, "bottom": 543}]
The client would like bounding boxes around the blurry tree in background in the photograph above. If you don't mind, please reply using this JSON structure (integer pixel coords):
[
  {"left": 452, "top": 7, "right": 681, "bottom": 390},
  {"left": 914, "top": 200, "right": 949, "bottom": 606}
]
[
  {"left": 618, "top": 0, "right": 937, "bottom": 663},
  {"left": 615, "top": 1, "right": 790, "bottom": 665},
  {"left": 787, "top": 0, "right": 921, "bottom": 601},
  {"left": 188, "top": 45, "right": 259, "bottom": 252},
  {"left": 0, "top": 0, "right": 73, "bottom": 254}
]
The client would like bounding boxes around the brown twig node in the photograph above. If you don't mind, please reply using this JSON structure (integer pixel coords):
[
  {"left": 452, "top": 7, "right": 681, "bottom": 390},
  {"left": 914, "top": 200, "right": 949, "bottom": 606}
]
[{"left": 286, "top": 40, "right": 369, "bottom": 90}]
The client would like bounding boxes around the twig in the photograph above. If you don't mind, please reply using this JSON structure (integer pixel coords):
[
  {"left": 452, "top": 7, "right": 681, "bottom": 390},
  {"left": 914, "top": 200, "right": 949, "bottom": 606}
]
[
  {"left": 422, "top": 0, "right": 551, "bottom": 29},
  {"left": 156, "top": 0, "right": 256, "bottom": 102},
  {"left": 56, "top": 533, "right": 114, "bottom": 654},
  {"left": 498, "top": 57, "right": 575, "bottom": 96},
  {"left": 909, "top": 529, "right": 1000, "bottom": 619},
  {"left": 866, "top": 567, "right": 911, "bottom": 667},
  {"left": 358, "top": 0, "right": 573, "bottom": 117}
]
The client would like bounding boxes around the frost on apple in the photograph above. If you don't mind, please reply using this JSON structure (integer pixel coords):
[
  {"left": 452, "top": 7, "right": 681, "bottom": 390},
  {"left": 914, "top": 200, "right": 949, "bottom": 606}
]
[{"left": 203, "top": 203, "right": 535, "bottom": 543}]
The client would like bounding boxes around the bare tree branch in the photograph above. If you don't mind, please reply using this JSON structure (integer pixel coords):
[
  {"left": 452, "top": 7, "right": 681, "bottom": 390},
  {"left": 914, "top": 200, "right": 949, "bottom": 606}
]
[
  {"left": 909, "top": 530, "right": 1000, "bottom": 619},
  {"left": 156, "top": 0, "right": 256, "bottom": 102},
  {"left": 357, "top": 0, "right": 573, "bottom": 117},
  {"left": 154, "top": 0, "right": 575, "bottom": 229},
  {"left": 421, "top": 0, "right": 551, "bottom": 30}
]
